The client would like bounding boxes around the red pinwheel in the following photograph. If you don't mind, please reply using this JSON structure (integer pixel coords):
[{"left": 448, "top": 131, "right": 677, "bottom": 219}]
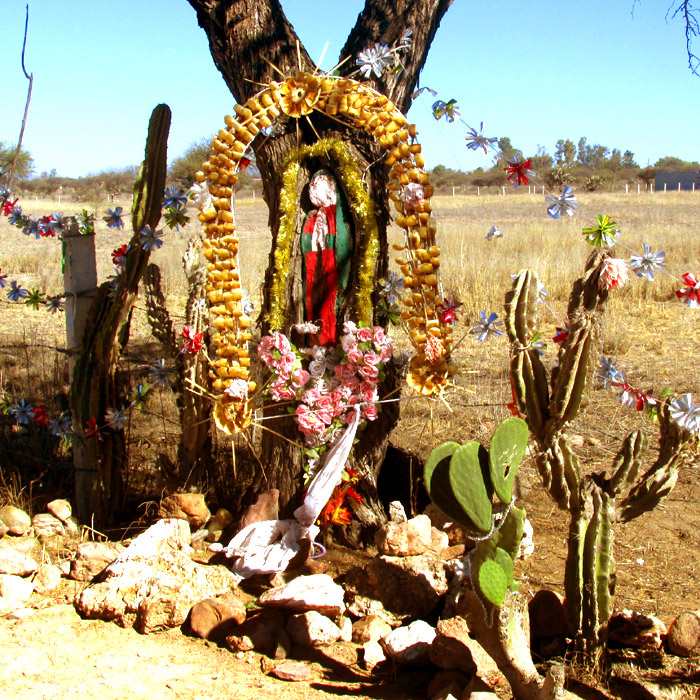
[
  {"left": 676, "top": 272, "right": 700, "bottom": 308},
  {"left": 84, "top": 417, "right": 103, "bottom": 441},
  {"left": 2, "top": 197, "right": 18, "bottom": 216},
  {"left": 181, "top": 325, "right": 204, "bottom": 354},
  {"left": 31, "top": 404, "right": 50, "bottom": 427},
  {"left": 553, "top": 326, "right": 569, "bottom": 345},
  {"left": 112, "top": 244, "right": 129, "bottom": 268},
  {"left": 504, "top": 158, "right": 534, "bottom": 187},
  {"left": 437, "top": 297, "right": 462, "bottom": 325}
]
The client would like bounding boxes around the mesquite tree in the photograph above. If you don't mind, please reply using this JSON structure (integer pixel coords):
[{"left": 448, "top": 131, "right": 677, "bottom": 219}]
[{"left": 187, "top": 0, "right": 453, "bottom": 535}]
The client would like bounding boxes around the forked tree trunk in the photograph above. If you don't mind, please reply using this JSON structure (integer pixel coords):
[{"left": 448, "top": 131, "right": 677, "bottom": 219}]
[{"left": 187, "top": 0, "right": 453, "bottom": 533}]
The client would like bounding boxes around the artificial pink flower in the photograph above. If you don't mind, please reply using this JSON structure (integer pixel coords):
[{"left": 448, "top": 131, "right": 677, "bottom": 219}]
[
  {"left": 424, "top": 335, "right": 444, "bottom": 365},
  {"left": 357, "top": 327, "right": 373, "bottom": 343},
  {"left": 598, "top": 258, "right": 629, "bottom": 291}
]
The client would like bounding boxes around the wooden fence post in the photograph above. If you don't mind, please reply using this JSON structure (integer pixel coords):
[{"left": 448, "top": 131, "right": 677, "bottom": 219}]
[{"left": 63, "top": 219, "right": 98, "bottom": 520}]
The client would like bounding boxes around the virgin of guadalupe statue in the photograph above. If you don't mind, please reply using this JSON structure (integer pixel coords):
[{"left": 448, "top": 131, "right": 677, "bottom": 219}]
[{"left": 300, "top": 169, "right": 353, "bottom": 346}]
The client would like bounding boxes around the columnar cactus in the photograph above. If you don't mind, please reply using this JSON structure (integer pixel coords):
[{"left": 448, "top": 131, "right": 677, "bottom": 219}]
[{"left": 505, "top": 250, "right": 693, "bottom": 662}]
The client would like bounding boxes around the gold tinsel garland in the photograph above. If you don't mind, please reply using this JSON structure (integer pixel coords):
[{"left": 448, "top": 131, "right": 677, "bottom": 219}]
[
  {"left": 198, "top": 71, "right": 453, "bottom": 434},
  {"left": 267, "top": 138, "right": 379, "bottom": 331}
]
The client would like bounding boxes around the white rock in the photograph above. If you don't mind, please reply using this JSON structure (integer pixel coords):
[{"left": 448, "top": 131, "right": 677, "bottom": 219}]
[
  {"left": 0, "top": 573, "right": 35, "bottom": 601},
  {"left": 388, "top": 501, "right": 407, "bottom": 522},
  {"left": 33, "top": 564, "right": 62, "bottom": 593},
  {"left": 258, "top": 574, "right": 345, "bottom": 616},
  {"left": 374, "top": 514, "right": 434, "bottom": 556},
  {"left": 0, "top": 598, "right": 24, "bottom": 616},
  {"left": 338, "top": 615, "right": 353, "bottom": 642},
  {"left": 0, "top": 549, "right": 39, "bottom": 576},
  {"left": 46, "top": 499, "right": 72, "bottom": 523},
  {"left": 286, "top": 610, "right": 342, "bottom": 647},
  {"left": 519, "top": 518, "right": 534, "bottom": 559},
  {"left": 0, "top": 506, "right": 31, "bottom": 536},
  {"left": 382, "top": 620, "right": 436, "bottom": 664},
  {"left": 70, "top": 541, "right": 125, "bottom": 581},
  {"left": 32, "top": 513, "right": 65, "bottom": 537},
  {"left": 362, "top": 640, "right": 387, "bottom": 671}
]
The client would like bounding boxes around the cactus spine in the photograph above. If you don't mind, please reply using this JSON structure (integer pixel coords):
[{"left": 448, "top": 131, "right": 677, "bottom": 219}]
[{"left": 505, "top": 250, "right": 693, "bottom": 662}]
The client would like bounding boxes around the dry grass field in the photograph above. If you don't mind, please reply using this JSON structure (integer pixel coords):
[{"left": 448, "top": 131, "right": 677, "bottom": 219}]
[{"left": 1, "top": 189, "right": 699, "bottom": 696}]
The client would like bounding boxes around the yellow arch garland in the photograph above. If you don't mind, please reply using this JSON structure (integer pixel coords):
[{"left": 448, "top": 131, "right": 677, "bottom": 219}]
[{"left": 197, "top": 71, "right": 454, "bottom": 434}]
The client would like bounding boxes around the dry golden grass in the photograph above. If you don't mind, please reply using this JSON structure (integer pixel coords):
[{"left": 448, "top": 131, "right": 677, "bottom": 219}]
[{"left": 1, "top": 190, "right": 699, "bottom": 620}]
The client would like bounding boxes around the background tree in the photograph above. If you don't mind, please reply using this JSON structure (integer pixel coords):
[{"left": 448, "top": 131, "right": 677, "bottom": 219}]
[
  {"left": 186, "top": 0, "right": 454, "bottom": 538},
  {"left": 622, "top": 150, "right": 638, "bottom": 168},
  {"left": 554, "top": 139, "right": 576, "bottom": 167},
  {"left": 0, "top": 142, "right": 34, "bottom": 184},
  {"left": 169, "top": 138, "right": 259, "bottom": 192}
]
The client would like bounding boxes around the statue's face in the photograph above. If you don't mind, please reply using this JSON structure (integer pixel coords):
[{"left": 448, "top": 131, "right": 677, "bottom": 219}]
[{"left": 309, "top": 172, "right": 336, "bottom": 208}]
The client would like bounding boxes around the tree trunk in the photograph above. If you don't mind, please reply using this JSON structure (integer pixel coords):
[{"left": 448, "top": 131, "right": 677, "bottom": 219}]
[{"left": 187, "top": 0, "right": 453, "bottom": 532}]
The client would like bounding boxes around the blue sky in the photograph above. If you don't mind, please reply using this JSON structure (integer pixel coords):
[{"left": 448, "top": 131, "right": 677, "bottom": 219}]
[{"left": 2, "top": 0, "right": 698, "bottom": 178}]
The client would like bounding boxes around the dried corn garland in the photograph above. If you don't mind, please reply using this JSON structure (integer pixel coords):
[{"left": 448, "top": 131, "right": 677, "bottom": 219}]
[{"left": 199, "top": 71, "right": 452, "bottom": 434}]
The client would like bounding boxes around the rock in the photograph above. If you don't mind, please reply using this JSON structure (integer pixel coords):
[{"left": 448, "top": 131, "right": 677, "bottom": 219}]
[
  {"left": 32, "top": 513, "right": 66, "bottom": 537},
  {"left": 429, "top": 617, "right": 478, "bottom": 674},
  {"left": 33, "top": 564, "right": 62, "bottom": 593},
  {"left": 667, "top": 610, "right": 700, "bottom": 657},
  {"left": 269, "top": 660, "right": 311, "bottom": 682},
  {"left": 258, "top": 574, "right": 345, "bottom": 617},
  {"left": 338, "top": 615, "right": 353, "bottom": 642},
  {"left": 382, "top": 620, "right": 436, "bottom": 665},
  {"left": 423, "top": 504, "right": 471, "bottom": 546},
  {"left": 0, "top": 505, "right": 31, "bottom": 536},
  {"left": 388, "top": 500, "right": 407, "bottom": 522},
  {"left": 239, "top": 489, "right": 279, "bottom": 529},
  {"left": 352, "top": 614, "right": 393, "bottom": 644},
  {"left": 528, "top": 590, "right": 570, "bottom": 640},
  {"left": 0, "top": 549, "right": 38, "bottom": 576},
  {"left": 74, "top": 519, "right": 237, "bottom": 633},
  {"left": 7, "top": 606, "right": 35, "bottom": 620},
  {"left": 427, "top": 670, "right": 470, "bottom": 700},
  {"left": 345, "top": 594, "right": 405, "bottom": 627},
  {"left": 344, "top": 553, "right": 448, "bottom": 619},
  {"left": 519, "top": 518, "right": 534, "bottom": 559},
  {"left": 430, "top": 527, "right": 449, "bottom": 555},
  {"left": 0, "top": 598, "right": 24, "bottom": 616},
  {"left": 0, "top": 520, "right": 8, "bottom": 538},
  {"left": 286, "top": 610, "right": 342, "bottom": 647},
  {"left": 443, "top": 545, "right": 466, "bottom": 561},
  {"left": 608, "top": 609, "right": 666, "bottom": 649},
  {"left": 375, "top": 514, "right": 433, "bottom": 556},
  {"left": 46, "top": 499, "right": 72, "bottom": 523},
  {"left": 320, "top": 641, "right": 359, "bottom": 667},
  {"left": 189, "top": 592, "right": 247, "bottom": 640},
  {"left": 0, "top": 573, "right": 34, "bottom": 601},
  {"left": 362, "top": 640, "right": 387, "bottom": 671},
  {"left": 204, "top": 508, "right": 234, "bottom": 543},
  {"left": 159, "top": 493, "right": 210, "bottom": 529},
  {"left": 64, "top": 517, "right": 81, "bottom": 536},
  {"left": 226, "top": 609, "right": 288, "bottom": 654},
  {"left": 70, "top": 541, "right": 125, "bottom": 581}
]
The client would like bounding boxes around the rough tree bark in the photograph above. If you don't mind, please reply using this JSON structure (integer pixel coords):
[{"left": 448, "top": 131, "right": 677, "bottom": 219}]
[{"left": 187, "top": 0, "right": 453, "bottom": 538}]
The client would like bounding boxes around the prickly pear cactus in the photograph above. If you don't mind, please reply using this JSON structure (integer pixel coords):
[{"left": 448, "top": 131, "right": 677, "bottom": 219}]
[{"left": 424, "top": 417, "right": 528, "bottom": 607}]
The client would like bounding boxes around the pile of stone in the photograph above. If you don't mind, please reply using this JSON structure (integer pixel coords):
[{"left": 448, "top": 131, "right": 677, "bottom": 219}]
[{"left": 2, "top": 494, "right": 699, "bottom": 698}]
